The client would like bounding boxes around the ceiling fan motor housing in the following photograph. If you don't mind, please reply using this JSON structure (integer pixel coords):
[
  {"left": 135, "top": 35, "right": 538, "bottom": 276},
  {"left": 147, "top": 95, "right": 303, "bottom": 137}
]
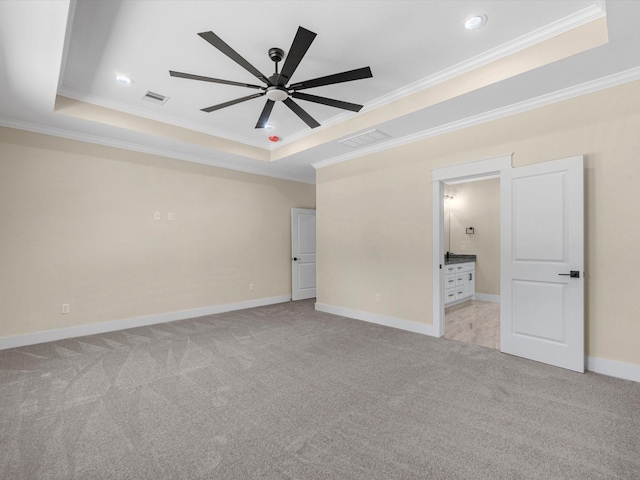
[{"left": 268, "top": 47, "right": 284, "bottom": 63}]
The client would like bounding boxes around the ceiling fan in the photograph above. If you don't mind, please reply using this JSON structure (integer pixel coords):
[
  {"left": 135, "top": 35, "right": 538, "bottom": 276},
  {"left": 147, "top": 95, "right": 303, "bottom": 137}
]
[{"left": 169, "top": 26, "right": 373, "bottom": 129}]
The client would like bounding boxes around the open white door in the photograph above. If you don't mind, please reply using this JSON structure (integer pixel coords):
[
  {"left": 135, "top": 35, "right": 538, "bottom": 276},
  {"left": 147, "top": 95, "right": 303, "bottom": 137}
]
[
  {"left": 291, "top": 208, "right": 316, "bottom": 300},
  {"left": 501, "top": 155, "right": 584, "bottom": 372}
]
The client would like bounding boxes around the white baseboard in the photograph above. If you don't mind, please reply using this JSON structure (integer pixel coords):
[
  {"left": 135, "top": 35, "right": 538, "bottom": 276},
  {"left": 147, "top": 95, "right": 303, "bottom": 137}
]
[
  {"left": 0, "top": 295, "right": 291, "bottom": 351},
  {"left": 586, "top": 356, "right": 640, "bottom": 383},
  {"left": 314, "top": 304, "right": 640, "bottom": 384},
  {"left": 473, "top": 293, "right": 500, "bottom": 303},
  {"left": 315, "top": 303, "right": 437, "bottom": 337},
  {"left": 5, "top": 298, "right": 638, "bottom": 384}
]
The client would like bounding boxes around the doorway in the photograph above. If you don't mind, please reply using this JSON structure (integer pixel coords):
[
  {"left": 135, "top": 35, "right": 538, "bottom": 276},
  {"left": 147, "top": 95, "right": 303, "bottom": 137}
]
[
  {"left": 432, "top": 154, "right": 585, "bottom": 373},
  {"left": 442, "top": 176, "right": 501, "bottom": 349},
  {"left": 444, "top": 300, "right": 500, "bottom": 349},
  {"left": 431, "top": 154, "right": 511, "bottom": 340},
  {"left": 291, "top": 208, "right": 316, "bottom": 300}
]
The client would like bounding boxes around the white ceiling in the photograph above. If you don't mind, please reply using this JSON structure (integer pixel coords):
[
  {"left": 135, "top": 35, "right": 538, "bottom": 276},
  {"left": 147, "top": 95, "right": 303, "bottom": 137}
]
[{"left": 2, "top": 1, "right": 640, "bottom": 184}]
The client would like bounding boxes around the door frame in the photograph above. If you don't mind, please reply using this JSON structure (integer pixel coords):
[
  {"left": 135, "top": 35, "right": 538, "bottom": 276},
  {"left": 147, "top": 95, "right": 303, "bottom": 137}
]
[
  {"left": 431, "top": 154, "right": 513, "bottom": 337},
  {"left": 291, "top": 208, "right": 317, "bottom": 301}
]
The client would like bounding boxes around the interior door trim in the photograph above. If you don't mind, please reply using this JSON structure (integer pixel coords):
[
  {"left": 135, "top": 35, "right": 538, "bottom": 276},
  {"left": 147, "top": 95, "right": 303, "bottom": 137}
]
[{"left": 431, "top": 154, "right": 513, "bottom": 337}]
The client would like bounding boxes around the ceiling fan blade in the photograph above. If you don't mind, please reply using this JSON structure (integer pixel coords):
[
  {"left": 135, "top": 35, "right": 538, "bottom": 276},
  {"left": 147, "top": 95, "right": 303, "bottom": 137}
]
[
  {"left": 277, "top": 26, "right": 317, "bottom": 86},
  {"left": 255, "top": 100, "right": 275, "bottom": 129},
  {"left": 169, "top": 71, "right": 263, "bottom": 89},
  {"left": 289, "top": 66, "right": 373, "bottom": 91},
  {"left": 198, "top": 31, "right": 271, "bottom": 85},
  {"left": 201, "top": 92, "right": 264, "bottom": 113},
  {"left": 291, "top": 92, "right": 363, "bottom": 112},
  {"left": 283, "top": 98, "right": 320, "bottom": 129}
]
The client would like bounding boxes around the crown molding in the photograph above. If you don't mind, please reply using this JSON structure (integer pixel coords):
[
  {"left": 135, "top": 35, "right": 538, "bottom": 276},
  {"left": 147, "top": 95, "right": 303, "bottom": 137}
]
[
  {"left": 277, "top": 2, "right": 607, "bottom": 150},
  {"left": 57, "top": 86, "right": 268, "bottom": 149},
  {"left": 57, "top": 85, "right": 353, "bottom": 154},
  {"left": 312, "top": 65, "right": 640, "bottom": 170},
  {"left": 56, "top": 3, "right": 605, "bottom": 155},
  {"left": 359, "top": 3, "right": 606, "bottom": 114},
  {"left": 0, "top": 118, "right": 314, "bottom": 184},
  {"left": 285, "top": 0, "right": 599, "bottom": 156}
]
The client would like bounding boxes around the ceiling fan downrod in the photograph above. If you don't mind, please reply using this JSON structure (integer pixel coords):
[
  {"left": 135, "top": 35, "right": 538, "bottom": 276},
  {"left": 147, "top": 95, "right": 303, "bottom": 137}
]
[
  {"left": 265, "top": 47, "right": 289, "bottom": 101},
  {"left": 268, "top": 47, "right": 284, "bottom": 74}
]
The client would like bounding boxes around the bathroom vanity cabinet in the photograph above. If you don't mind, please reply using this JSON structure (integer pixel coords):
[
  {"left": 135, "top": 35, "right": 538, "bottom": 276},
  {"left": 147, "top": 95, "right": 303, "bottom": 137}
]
[{"left": 444, "top": 261, "right": 475, "bottom": 305}]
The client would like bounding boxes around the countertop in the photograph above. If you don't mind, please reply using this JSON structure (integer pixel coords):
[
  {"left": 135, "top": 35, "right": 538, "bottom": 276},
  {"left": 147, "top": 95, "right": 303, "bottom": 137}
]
[{"left": 444, "top": 254, "right": 476, "bottom": 265}]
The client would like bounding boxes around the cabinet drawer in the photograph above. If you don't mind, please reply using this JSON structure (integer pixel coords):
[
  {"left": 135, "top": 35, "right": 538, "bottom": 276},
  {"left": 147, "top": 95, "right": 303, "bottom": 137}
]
[
  {"left": 455, "top": 264, "right": 464, "bottom": 272},
  {"left": 445, "top": 288, "right": 456, "bottom": 303},
  {"left": 445, "top": 264, "right": 456, "bottom": 274},
  {"left": 455, "top": 287, "right": 465, "bottom": 299},
  {"left": 445, "top": 275, "right": 456, "bottom": 288},
  {"left": 463, "top": 262, "right": 475, "bottom": 272},
  {"left": 455, "top": 275, "right": 464, "bottom": 286}
]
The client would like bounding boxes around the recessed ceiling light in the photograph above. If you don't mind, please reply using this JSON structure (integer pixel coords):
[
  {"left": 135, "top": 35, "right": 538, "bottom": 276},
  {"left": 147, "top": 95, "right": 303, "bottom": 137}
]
[
  {"left": 115, "top": 75, "right": 133, "bottom": 84},
  {"left": 464, "top": 15, "right": 487, "bottom": 30}
]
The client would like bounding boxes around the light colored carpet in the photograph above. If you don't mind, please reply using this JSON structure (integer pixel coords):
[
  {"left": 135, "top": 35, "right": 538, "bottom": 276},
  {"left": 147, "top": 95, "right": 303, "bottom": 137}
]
[{"left": 1, "top": 299, "right": 639, "bottom": 479}]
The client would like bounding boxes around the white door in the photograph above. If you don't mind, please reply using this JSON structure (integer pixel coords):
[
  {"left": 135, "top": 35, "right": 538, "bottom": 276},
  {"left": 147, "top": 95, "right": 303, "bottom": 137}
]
[
  {"left": 501, "top": 155, "right": 584, "bottom": 372},
  {"left": 291, "top": 208, "right": 316, "bottom": 300}
]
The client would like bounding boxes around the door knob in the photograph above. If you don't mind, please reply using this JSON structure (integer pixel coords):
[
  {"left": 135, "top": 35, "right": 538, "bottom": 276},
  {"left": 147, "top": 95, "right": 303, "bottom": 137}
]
[{"left": 558, "top": 271, "right": 580, "bottom": 278}]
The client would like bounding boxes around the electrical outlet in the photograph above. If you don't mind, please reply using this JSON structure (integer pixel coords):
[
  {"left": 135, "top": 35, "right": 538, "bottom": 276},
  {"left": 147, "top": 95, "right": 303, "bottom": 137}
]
[
  {"left": 375, "top": 293, "right": 380, "bottom": 303},
  {"left": 249, "top": 283, "right": 254, "bottom": 291},
  {"left": 154, "top": 212, "right": 161, "bottom": 221},
  {"left": 168, "top": 212, "right": 174, "bottom": 221},
  {"left": 61, "top": 304, "right": 70, "bottom": 314}
]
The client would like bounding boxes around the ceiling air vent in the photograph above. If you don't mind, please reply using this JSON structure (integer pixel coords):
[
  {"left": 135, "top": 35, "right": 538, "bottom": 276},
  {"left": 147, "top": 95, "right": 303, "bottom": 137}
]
[
  {"left": 141, "top": 90, "right": 169, "bottom": 105},
  {"left": 338, "top": 129, "right": 390, "bottom": 148}
]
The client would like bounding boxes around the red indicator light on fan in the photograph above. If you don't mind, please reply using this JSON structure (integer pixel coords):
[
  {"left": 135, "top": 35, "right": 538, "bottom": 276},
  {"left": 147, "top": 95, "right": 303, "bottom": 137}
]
[{"left": 269, "top": 136, "right": 280, "bottom": 142}]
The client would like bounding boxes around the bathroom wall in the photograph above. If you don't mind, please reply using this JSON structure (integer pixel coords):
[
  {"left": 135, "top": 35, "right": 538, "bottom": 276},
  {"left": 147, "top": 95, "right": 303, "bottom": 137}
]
[{"left": 445, "top": 178, "right": 500, "bottom": 296}]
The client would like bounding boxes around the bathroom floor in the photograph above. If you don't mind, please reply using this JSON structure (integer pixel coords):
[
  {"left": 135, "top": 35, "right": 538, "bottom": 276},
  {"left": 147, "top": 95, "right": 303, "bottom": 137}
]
[{"left": 444, "top": 300, "right": 500, "bottom": 350}]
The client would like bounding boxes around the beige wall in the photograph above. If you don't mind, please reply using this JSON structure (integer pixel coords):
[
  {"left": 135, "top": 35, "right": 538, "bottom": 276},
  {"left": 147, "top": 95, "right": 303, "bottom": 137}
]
[
  {"left": 445, "top": 179, "right": 500, "bottom": 295},
  {"left": 317, "top": 79, "right": 640, "bottom": 367},
  {"left": 0, "top": 128, "right": 315, "bottom": 339}
]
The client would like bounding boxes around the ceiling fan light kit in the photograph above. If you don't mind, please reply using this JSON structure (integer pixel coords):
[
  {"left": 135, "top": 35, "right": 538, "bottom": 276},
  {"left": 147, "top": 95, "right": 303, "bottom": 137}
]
[
  {"left": 265, "top": 87, "right": 288, "bottom": 102},
  {"left": 169, "top": 26, "right": 373, "bottom": 131}
]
